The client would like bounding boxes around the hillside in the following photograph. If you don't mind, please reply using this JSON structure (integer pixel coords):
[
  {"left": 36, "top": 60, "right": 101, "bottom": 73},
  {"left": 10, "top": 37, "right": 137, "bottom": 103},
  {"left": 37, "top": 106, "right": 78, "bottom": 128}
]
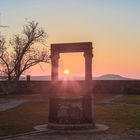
[{"left": 94, "top": 74, "right": 133, "bottom": 80}]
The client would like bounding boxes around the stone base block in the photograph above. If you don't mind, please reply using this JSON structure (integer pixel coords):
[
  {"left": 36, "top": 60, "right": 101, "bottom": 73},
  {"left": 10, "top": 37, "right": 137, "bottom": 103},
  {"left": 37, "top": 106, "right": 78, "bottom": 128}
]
[
  {"left": 48, "top": 123, "right": 95, "bottom": 130},
  {"left": 34, "top": 123, "right": 109, "bottom": 133}
]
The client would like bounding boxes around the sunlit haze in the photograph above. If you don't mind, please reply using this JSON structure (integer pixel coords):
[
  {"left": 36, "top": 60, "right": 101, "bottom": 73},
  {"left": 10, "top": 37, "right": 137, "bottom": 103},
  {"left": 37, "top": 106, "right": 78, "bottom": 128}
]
[
  {"left": 64, "top": 69, "right": 70, "bottom": 75},
  {"left": 0, "top": 0, "right": 140, "bottom": 79}
]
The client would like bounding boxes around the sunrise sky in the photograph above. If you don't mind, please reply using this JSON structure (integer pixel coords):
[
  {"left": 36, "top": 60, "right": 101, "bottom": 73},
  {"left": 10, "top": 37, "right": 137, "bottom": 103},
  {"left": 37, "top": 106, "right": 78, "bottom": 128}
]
[{"left": 0, "top": 0, "right": 140, "bottom": 79}]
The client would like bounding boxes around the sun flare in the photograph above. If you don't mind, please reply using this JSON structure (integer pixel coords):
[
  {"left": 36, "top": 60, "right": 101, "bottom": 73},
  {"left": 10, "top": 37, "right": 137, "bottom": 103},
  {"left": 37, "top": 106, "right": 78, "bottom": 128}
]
[{"left": 64, "top": 69, "right": 70, "bottom": 75}]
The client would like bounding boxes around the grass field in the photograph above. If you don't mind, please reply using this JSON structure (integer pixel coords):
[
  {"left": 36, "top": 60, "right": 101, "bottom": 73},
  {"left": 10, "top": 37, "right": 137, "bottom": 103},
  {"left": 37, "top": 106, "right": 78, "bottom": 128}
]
[{"left": 0, "top": 94, "right": 140, "bottom": 137}]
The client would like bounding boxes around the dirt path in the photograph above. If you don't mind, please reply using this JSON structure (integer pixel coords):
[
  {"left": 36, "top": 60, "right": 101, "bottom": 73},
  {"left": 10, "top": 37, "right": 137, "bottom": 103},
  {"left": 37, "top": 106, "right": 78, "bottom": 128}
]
[
  {"left": 97, "top": 94, "right": 124, "bottom": 104},
  {"left": 0, "top": 99, "right": 28, "bottom": 112}
]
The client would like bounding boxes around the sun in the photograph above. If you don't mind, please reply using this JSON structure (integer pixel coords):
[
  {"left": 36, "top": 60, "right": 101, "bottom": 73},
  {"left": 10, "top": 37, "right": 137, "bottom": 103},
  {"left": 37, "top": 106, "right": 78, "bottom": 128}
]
[{"left": 64, "top": 69, "right": 70, "bottom": 75}]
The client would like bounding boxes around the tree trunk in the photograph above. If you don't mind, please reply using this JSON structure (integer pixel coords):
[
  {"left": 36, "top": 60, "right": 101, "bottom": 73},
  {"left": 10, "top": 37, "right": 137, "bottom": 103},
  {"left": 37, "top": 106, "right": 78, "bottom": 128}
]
[
  {"left": 13, "top": 75, "right": 20, "bottom": 81},
  {"left": 7, "top": 74, "right": 12, "bottom": 81}
]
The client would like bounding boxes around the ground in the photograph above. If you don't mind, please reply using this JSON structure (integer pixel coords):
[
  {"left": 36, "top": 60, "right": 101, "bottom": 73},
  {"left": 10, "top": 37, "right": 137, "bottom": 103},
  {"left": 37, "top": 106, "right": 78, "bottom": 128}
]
[
  {"left": 2, "top": 132, "right": 140, "bottom": 140},
  {"left": 0, "top": 93, "right": 140, "bottom": 139}
]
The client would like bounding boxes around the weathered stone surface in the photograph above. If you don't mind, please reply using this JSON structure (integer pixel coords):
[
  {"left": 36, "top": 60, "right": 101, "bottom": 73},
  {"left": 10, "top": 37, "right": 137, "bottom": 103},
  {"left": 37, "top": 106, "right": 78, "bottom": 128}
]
[
  {"left": 48, "top": 42, "right": 94, "bottom": 130},
  {"left": 48, "top": 96, "right": 95, "bottom": 130}
]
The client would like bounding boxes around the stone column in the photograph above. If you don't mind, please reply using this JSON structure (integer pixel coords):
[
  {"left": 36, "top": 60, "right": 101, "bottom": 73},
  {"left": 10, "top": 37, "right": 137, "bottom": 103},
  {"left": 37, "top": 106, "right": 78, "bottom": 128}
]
[
  {"left": 51, "top": 53, "right": 59, "bottom": 82},
  {"left": 84, "top": 51, "right": 93, "bottom": 81},
  {"left": 49, "top": 53, "right": 59, "bottom": 124},
  {"left": 83, "top": 51, "right": 94, "bottom": 126},
  {"left": 26, "top": 75, "right": 30, "bottom": 81},
  {"left": 84, "top": 51, "right": 93, "bottom": 94}
]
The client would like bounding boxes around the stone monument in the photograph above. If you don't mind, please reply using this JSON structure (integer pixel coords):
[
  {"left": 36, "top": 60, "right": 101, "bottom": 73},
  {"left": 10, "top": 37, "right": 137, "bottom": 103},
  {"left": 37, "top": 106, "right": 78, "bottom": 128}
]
[{"left": 48, "top": 42, "right": 95, "bottom": 130}]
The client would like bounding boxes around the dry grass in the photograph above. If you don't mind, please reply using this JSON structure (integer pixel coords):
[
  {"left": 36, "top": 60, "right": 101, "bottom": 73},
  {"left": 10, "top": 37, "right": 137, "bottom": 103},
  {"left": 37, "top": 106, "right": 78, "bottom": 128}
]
[
  {"left": 0, "top": 93, "right": 140, "bottom": 137},
  {"left": 0, "top": 94, "right": 49, "bottom": 136}
]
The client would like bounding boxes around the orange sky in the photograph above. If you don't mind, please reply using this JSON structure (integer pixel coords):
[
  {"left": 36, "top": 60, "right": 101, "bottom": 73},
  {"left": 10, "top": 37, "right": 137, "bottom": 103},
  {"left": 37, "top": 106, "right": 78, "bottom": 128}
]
[{"left": 1, "top": 0, "right": 140, "bottom": 79}]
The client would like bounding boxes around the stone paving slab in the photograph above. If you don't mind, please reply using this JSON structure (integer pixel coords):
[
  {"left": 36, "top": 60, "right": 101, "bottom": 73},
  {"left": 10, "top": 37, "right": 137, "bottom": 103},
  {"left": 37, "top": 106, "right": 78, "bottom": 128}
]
[{"left": 34, "top": 124, "right": 109, "bottom": 133}]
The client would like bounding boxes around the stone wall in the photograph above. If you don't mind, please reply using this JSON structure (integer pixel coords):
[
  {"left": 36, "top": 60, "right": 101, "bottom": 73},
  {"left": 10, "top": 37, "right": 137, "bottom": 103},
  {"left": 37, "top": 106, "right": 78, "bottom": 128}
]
[
  {"left": 0, "top": 80, "right": 140, "bottom": 95},
  {"left": 92, "top": 80, "right": 140, "bottom": 94},
  {"left": 0, "top": 81, "right": 52, "bottom": 95}
]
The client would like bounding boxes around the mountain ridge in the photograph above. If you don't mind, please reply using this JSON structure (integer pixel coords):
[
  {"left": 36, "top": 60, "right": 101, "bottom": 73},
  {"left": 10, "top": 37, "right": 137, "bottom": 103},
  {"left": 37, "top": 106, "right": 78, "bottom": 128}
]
[
  {"left": 93, "top": 74, "right": 134, "bottom": 80},
  {"left": 1, "top": 74, "right": 138, "bottom": 81},
  {"left": 28, "top": 74, "right": 137, "bottom": 81}
]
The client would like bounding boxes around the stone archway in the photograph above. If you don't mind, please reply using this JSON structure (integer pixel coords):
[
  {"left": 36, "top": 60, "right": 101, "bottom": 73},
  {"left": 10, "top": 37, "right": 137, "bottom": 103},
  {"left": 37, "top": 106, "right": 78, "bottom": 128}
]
[
  {"left": 51, "top": 42, "right": 93, "bottom": 81},
  {"left": 48, "top": 42, "right": 95, "bottom": 130}
]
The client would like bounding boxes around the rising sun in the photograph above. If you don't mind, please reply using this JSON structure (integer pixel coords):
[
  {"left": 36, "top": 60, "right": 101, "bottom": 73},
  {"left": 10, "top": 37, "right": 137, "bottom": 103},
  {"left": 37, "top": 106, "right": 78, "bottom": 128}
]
[{"left": 64, "top": 69, "right": 70, "bottom": 75}]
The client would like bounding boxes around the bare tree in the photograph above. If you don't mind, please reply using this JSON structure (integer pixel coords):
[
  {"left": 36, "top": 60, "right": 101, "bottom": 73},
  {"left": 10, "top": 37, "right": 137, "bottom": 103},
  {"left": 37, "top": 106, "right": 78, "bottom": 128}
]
[{"left": 0, "top": 21, "right": 50, "bottom": 81}]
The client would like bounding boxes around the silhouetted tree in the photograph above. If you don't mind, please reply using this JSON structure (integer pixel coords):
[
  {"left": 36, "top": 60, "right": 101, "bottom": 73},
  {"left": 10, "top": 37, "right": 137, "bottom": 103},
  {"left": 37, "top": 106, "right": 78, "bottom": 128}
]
[{"left": 0, "top": 21, "right": 50, "bottom": 81}]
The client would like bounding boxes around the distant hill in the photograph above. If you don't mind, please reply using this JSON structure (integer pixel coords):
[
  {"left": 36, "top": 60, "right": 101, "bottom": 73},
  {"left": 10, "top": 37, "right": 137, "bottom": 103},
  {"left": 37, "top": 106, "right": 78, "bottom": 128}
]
[
  {"left": 93, "top": 74, "right": 134, "bottom": 80},
  {"left": 1, "top": 74, "right": 136, "bottom": 81},
  {"left": 30, "top": 75, "right": 51, "bottom": 81},
  {"left": 27, "top": 74, "right": 135, "bottom": 81}
]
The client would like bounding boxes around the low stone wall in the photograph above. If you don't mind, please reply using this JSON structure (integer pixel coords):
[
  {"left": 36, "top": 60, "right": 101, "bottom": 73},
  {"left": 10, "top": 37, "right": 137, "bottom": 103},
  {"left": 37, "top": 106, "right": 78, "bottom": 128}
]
[
  {"left": 0, "top": 80, "right": 140, "bottom": 95},
  {"left": 92, "top": 80, "right": 140, "bottom": 94},
  {"left": 0, "top": 81, "right": 52, "bottom": 95}
]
